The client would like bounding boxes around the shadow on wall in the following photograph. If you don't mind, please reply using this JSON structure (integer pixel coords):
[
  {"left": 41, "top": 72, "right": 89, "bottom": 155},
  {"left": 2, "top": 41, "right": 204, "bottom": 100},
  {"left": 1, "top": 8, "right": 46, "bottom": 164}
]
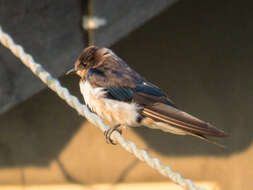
[
  {"left": 0, "top": 0, "right": 252, "bottom": 170},
  {"left": 0, "top": 75, "right": 83, "bottom": 168}
]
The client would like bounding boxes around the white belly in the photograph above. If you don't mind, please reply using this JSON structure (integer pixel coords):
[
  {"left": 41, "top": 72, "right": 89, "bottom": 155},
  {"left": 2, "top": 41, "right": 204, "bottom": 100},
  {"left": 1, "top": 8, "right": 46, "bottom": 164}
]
[{"left": 79, "top": 80, "right": 140, "bottom": 126}]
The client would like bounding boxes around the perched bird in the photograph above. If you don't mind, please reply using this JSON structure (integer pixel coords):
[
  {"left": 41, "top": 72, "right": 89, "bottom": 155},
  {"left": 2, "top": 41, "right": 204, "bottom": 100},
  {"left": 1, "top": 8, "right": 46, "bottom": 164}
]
[{"left": 67, "top": 46, "right": 227, "bottom": 145}]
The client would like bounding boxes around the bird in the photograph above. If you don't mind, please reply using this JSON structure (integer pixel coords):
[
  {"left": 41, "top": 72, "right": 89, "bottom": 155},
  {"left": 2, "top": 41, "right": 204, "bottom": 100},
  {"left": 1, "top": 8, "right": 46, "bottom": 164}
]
[{"left": 67, "top": 46, "right": 228, "bottom": 146}]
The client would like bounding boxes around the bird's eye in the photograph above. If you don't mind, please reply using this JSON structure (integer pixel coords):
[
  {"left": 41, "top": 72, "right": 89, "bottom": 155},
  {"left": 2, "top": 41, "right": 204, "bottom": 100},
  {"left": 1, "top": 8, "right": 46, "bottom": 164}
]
[{"left": 103, "top": 51, "right": 110, "bottom": 55}]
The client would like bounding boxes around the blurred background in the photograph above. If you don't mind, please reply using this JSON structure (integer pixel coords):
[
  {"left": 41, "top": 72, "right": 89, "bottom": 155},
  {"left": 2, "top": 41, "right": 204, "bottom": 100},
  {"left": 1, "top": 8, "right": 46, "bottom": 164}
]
[{"left": 0, "top": 0, "right": 252, "bottom": 190}]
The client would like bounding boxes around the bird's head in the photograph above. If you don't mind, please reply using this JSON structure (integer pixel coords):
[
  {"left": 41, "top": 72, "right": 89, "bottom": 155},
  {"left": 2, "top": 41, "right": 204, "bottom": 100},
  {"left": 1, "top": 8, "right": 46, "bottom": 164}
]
[{"left": 66, "top": 45, "right": 113, "bottom": 78}]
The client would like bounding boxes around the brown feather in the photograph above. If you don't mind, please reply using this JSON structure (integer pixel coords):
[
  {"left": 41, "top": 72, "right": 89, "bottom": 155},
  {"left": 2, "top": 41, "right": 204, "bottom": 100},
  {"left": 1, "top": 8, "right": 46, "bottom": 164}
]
[
  {"left": 87, "top": 56, "right": 145, "bottom": 88},
  {"left": 142, "top": 103, "right": 228, "bottom": 137}
]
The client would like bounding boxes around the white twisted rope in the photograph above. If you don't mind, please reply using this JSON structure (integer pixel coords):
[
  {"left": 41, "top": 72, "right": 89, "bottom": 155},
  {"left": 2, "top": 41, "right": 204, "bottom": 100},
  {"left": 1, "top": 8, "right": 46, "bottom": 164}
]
[{"left": 0, "top": 26, "right": 205, "bottom": 190}]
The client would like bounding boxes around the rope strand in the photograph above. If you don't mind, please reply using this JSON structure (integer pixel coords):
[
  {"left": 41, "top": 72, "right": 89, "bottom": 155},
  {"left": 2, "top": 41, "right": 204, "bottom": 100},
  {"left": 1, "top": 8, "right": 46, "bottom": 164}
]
[{"left": 0, "top": 26, "right": 205, "bottom": 190}]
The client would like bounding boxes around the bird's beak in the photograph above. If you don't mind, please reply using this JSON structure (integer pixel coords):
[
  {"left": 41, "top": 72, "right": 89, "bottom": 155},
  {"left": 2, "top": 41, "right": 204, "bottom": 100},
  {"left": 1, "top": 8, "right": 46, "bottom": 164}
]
[{"left": 66, "top": 68, "right": 76, "bottom": 75}]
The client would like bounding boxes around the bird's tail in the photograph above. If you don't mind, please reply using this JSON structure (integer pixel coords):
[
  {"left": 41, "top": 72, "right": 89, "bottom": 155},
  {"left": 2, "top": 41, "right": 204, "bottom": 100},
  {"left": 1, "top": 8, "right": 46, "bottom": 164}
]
[{"left": 141, "top": 103, "right": 228, "bottom": 147}]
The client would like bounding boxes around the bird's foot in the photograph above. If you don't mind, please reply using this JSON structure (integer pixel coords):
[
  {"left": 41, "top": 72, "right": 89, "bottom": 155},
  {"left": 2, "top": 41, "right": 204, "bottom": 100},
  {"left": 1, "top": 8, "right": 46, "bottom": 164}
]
[{"left": 104, "top": 124, "right": 122, "bottom": 145}]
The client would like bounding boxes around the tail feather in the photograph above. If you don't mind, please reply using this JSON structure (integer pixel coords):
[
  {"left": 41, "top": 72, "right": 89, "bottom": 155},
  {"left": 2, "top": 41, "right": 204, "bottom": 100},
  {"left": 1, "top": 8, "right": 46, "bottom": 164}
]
[
  {"left": 190, "top": 133, "right": 226, "bottom": 148},
  {"left": 142, "top": 103, "right": 228, "bottom": 145}
]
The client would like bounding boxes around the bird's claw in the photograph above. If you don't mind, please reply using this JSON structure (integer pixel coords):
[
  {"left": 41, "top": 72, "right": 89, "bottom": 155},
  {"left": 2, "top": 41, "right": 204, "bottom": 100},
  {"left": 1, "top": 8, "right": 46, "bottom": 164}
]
[{"left": 104, "top": 124, "right": 122, "bottom": 145}]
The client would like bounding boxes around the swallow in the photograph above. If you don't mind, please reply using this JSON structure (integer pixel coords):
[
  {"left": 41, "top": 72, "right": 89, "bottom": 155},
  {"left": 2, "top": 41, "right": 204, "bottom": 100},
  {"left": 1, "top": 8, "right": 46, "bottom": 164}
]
[{"left": 67, "top": 46, "right": 228, "bottom": 146}]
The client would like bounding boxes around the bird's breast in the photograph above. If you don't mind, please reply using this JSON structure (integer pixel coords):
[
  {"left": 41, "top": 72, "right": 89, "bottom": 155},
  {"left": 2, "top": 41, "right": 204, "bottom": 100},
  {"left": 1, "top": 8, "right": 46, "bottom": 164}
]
[{"left": 79, "top": 80, "right": 140, "bottom": 126}]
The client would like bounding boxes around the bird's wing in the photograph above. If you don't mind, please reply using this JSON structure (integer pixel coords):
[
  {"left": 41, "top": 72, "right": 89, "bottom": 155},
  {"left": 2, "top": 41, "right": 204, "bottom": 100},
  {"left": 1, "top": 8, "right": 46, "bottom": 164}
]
[
  {"left": 133, "top": 87, "right": 227, "bottom": 140},
  {"left": 86, "top": 57, "right": 176, "bottom": 107},
  {"left": 86, "top": 59, "right": 227, "bottom": 140}
]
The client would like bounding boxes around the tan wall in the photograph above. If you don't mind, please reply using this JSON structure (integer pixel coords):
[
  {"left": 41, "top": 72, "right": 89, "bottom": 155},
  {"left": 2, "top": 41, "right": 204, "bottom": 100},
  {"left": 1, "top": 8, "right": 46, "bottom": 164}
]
[{"left": 0, "top": 0, "right": 252, "bottom": 189}]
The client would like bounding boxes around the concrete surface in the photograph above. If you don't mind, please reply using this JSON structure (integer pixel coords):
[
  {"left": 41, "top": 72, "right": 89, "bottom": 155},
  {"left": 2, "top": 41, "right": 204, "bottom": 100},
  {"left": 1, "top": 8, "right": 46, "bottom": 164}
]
[
  {"left": 0, "top": 0, "right": 86, "bottom": 113},
  {"left": 0, "top": 0, "right": 252, "bottom": 190},
  {"left": 0, "top": 182, "right": 220, "bottom": 190}
]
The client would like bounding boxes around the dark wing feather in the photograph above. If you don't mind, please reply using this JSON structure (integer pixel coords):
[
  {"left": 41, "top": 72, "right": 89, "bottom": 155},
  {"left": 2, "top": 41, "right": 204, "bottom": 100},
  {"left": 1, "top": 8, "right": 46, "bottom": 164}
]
[
  {"left": 142, "top": 103, "right": 227, "bottom": 137},
  {"left": 132, "top": 85, "right": 178, "bottom": 108},
  {"left": 106, "top": 86, "right": 133, "bottom": 101},
  {"left": 86, "top": 58, "right": 175, "bottom": 105},
  {"left": 87, "top": 66, "right": 176, "bottom": 107}
]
